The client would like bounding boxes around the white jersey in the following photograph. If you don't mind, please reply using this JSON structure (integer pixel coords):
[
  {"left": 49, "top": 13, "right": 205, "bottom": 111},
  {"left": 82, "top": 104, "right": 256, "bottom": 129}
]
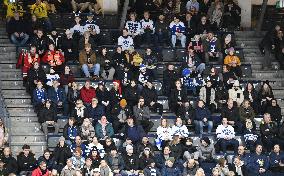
[
  {"left": 87, "top": 143, "right": 105, "bottom": 158},
  {"left": 140, "top": 18, "right": 155, "bottom": 34},
  {"left": 125, "top": 20, "right": 141, "bottom": 35},
  {"left": 156, "top": 126, "right": 173, "bottom": 140},
  {"left": 216, "top": 124, "right": 235, "bottom": 139},
  {"left": 46, "top": 74, "right": 60, "bottom": 87},
  {"left": 117, "top": 36, "right": 134, "bottom": 51},
  {"left": 70, "top": 24, "right": 84, "bottom": 35},
  {"left": 171, "top": 125, "right": 189, "bottom": 138},
  {"left": 83, "top": 20, "right": 100, "bottom": 34}
]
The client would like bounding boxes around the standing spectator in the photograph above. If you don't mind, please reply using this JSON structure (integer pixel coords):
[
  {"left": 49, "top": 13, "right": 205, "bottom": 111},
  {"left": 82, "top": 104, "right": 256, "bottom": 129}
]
[
  {"left": 109, "top": 80, "right": 124, "bottom": 108},
  {"left": 79, "top": 43, "right": 100, "bottom": 79},
  {"left": 31, "top": 161, "right": 49, "bottom": 176},
  {"left": 143, "top": 48, "right": 158, "bottom": 79},
  {"left": 275, "top": 30, "right": 284, "bottom": 69},
  {"left": 228, "top": 80, "right": 244, "bottom": 107},
  {"left": 122, "top": 117, "right": 146, "bottom": 145},
  {"left": 122, "top": 145, "right": 139, "bottom": 175},
  {"left": 169, "top": 80, "right": 187, "bottom": 114},
  {"left": 27, "top": 62, "right": 47, "bottom": 96},
  {"left": 247, "top": 144, "right": 270, "bottom": 176},
  {"left": 80, "top": 80, "right": 96, "bottom": 105},
  {"left": 133, "top": 97, "right": 153, "bottom": 133},
  {"left": 171, "top": 117, "right": 189, "bottom": 138},
  {"left": 30, "top": 0, "right": 52, "bottom": 31},
  {"left": 204, "top": 31, "right": 222, "bottom": 63},
  {"left": 118, "top": 28, "right": 134, "bottom": 51},
  {"left": 17, "top": 144, "right": 37, "bottom": 174},
  {"left": 85, "top": 98, "right": 105, "bottom": 123},
  {"left": 67, "top": 82, "right": 81, "bottom": 110},
  {"left": 52, "top": 136, "right": 72, "bottom": 172},
  {"left": 194, "top": 100, "right": 213, "bottom": 136},
  {"left": 105, "top": 147, "right": 126, "bottom": 175},
  {"left": 125, "top": 47, "right": 143, "bottom": 79},
  {"left": 224, "top": 47, "right": 242, "bottom": 78},
  {"left": 163, "top": 0, "right": 175, "bottom": 23},
  {"left": 7, "top": 12, "right": 29, "bottom": 46},
  {"left": 169, "top": 135, "right": 184, "bottom": 160},
  {"left": 63, "top": 117, "right": 80, "bottom": 145},
  {"left": 154, "top": 14, "right": 169, "bottom": 47},
  {"left": 59, "top": 65, "right": 75, "bottom": 94},
  {"left": 266, "top": 99, "right": 282, "bottom": 125},
  {"left": 216, "top": 117, "right": 239, "bottom": 154},
  {"left": 163, "top": 64, "right": 179, "bottom": 96},
  {"left": 260, "top": 113, "right": 278, "bottom": 152},
  {"left": 140, "top": 11, "right": 155, "bottom": 46},
  {"left": 95, "top": 116, "right": 114, "bottom": 140},
  {"left": 161, "top": 157, "right": 182, "bottom": 176},
  {"left": 38, "top": 100, "right": 59, "bottom": 136},
  {"left": 169, "top": 16, "right": 186, "bottom": 48},
  {"left": 61, "top": 29, "right": 78, "bottom": 63},
  {"left": 125, "top": 12, "right": 142, "bottom": 47},
  {"left": 47, "top": 80, "right": 68, "bottom": 116}
]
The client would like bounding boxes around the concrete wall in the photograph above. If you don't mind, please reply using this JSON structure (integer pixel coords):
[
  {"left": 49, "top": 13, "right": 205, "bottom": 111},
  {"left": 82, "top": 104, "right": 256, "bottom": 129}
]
[
  {"left": 97, "top": 0, "right": 118, "bottom": 14},
  {"left": 238, "top": 0, "right": 277, "bottom": 28}
]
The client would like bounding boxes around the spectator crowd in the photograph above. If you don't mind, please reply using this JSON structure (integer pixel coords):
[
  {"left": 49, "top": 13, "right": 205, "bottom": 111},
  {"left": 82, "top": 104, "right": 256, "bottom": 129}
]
[{"left": 0, "top": 0, "right": 284, "bottom": 176}]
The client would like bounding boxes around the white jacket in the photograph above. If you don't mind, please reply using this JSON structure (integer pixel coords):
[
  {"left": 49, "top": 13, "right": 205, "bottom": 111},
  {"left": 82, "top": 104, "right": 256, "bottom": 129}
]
[
  {"left": 171, "top": 125, "right": 189, "bottom": 138},
  {"left": 156, "top": 126, "right": 173, "bottom": 140},
  {"left": 216, "top": 124, "right": 235, "bottom": 139},
  {"left": 228, "top": 88, "right": 244, "bottom": 106},
  {"left": 117, "top": 36, "right": 134, "bottom": 51}
]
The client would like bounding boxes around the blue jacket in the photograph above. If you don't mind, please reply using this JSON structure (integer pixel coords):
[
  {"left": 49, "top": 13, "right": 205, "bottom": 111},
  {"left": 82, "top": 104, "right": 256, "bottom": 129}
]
[
  {"left": 247, "top": 153, "right": 269, "bottom": 174},
  {"left": 269, "top": 152, "right": 284, "bottom": 168},
  {"left": 71, "top": 143, "right": 87, "bottom": 157},
  {"left": 33, "top": 88, "right": 47, "bottom": 105},
  {"left": 169, "top": 22, "right": 185, "bottom": 35},
  {"left": 47, "top": 87, "right": 66, "bottom": 104},
  {"left": 161, "top": 166, "right": 181, "bottom": 176},
  {"left": 195, "top": 106, "right": 211, "bottom": 121},
  {"left": 86, "top": 105, "right": 105, "bottom": 122}
]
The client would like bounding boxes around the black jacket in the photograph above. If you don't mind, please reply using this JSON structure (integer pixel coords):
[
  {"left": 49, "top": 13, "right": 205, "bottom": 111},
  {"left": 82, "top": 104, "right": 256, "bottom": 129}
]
[
  {"left": 260, "top": 121, "right": 278, "bottom": 138},
  {"left": 2, "top": 155, "right": 18, "bottom": 174},
  {"left": 38, "top": 105, "right": 57, "bottom": 123},
  {"left": 112, "top": 52, "right": 127, "bottom": 68},
  {"left": 221, "top": 106, "right": 240, "bottom": 122},
  {"left": 7, "top": 18, "right": 27, "bottom": 35},
  {"left": 163, "top": 69, "right": 179, "bottom": 91},
  {"left": 67, "top": 89, "right": 80, "bottom": 105},
  {"left": 123, "top": 153, "right": 139, "bottom": 170},
  {"left": 60, "top": 36, "right": 78, "bottom": 54},
  {"left": 170, "top": 88, "right": 187, "bottom": 105},
  {"left": 170, "top": 143, "right": 184, "bottom": 160},
  {"left": 140, "top": 87, "right": 158, "bottom": 106},
  {"left": 266, "top": 105, "right": 282, "bottom": 123},
  {"left": 17, "top": 152, "right": 37, "bottom": 172},
  {"left": 96, "top": 88, "right": 111, "bottom": 105},
  {"left": 177, "top": 105, "right": 195, "bottom": 121},
  {"left": 30, "top": 36, "right": 48, "bottom": 52},
  {"left": 124, "top": 85, "right": 139, "bottom": 104},
  {"left": 53, "top": 143, "right": 72, "bottom": 165}
]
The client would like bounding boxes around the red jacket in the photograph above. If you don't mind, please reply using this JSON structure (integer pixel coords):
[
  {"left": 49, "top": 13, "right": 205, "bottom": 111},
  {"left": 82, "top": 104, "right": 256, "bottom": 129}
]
[
  {"left": 31, "top": 167, "right": 49, "bottom": 176},
  {"left": 59, "top": 72, "right": 75, "bottom": 86},
  {"left": 16, "top": 50, "right": 40, "bottom": 77},
  {"left": 42, "top": 50, "right": 65, "bottom": 67},
  {"left": 80, "top": 86, "right": 96, "bottom": 104}
]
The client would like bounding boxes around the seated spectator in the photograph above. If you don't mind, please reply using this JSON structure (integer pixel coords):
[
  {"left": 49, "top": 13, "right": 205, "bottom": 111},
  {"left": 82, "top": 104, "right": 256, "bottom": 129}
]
[
  {"left": 138, "top": 64, "right": 151, "bottom": 88},
  {"left": 188, "top": 35, "right": 204, "bottom": 61},
  {"left": 154, "top": 14, "right": 169, "bottom": 47},
  {"left": 79, "top": 31, "right": 96, "bottom": 51},
  {"left": 88, "top": 147, "right": 102, "bottom": 168},
  {"left": 260, "top": 113, "right": 278, "bottom": 152},
  {"left": 122, "top": 145, "right": 139, "bottom": 175},
  {"left": 28, "top": 15, "right": 42, "bottom": 37},
  {"left": 259, "top": 81, "right": 274, "bottom": 113},
  {"left": 42, "top": 43, "right": 65, "bottom": 73},
  {"left": 204, "top": 31, "right": 222, "bottom": 63},
  {"left": 247, "top": 144, "right": 270, "bottom": 176},
  {"left": 122, "top": 117, "right": 146, "bottom": 145},
  {"left": 112, "top": 99, "right": 132, "bottom": 133},
  {"left": 169, "top": 80, "right": 187, "bottom": 114},
  {"left": 228, "top": 80, "right": 244, "bottom": 106},
  {"left": 7, "top": 12, "right": 29, "bottom": 46},
  {"left": 38, "top": 100, "right": 59, "bottom": 136},
  {"left": 229, "top": 156, "right": 246, "bottom": 176},
  {"left": 224, "top": 47, "right": 242, "bottom": 78},
  {"left": 216, "top": 117, "right": 239, "bottom": 154},
  {"left": 243, "top": 82, "right": 260, "bottom": 114},
  {"left": 124, "top": 80, "right": 139, "bottom": 107},
  {"left": 161, "top": 157, "right": 182, "bottom": 176},
  {"left": 69, "top": 15, "right": 84, "bottom": 42},
  {"left": 61, "top": 29, "right": 78, "bottom": 63},
  {"left": 183, "top": 159, "right": 199, "bottom": 176},
  {"left": 183, "top": 138, "right": 198, "bottom": 160},
  {"left": 196, "top": 16, "right": 211, "bottom": 35},
  {"left": 98, "top": 160, "right": 113, "bottom": 175},
  {"left": 48, "top": 80, "right": 68, "bottom": 116},
  {"left": 52, "top": 136, "right": 72, "bottom": 171},
  {"left": 169, "top": 16, "right": 186, "bottom": 48},
  {"left": 156, "top": 118, "right": 173, "bottom": 150},
  {"left": 46, "top": 67, "right": 60, "bottom": 87},
  {"left": 194, "top": 100, "right": 213, "bottom": 136},
  {"left": 105, "top": 147, "right": 126, "bottom": 175},
  {"left": 140, "top": 11, "right": 155, "bottom": 46},
  {"left": 221, "top": 65, "right": 236, "bottom": 89},
  {"left": 31, "top": 161, "right": 49, "bottom": 176},
  {"left": 177, "top": 99, "right": 195, "bottom": 125},
  {"left": 163, "top": 64, "right": 179, "bottom": 96},
  {"left": 80, "top": 80, "right": 96, "bottom": 105},
  {"left": 67, "top": 82, "right": 81, "bottom": 110},
  {"left": 63, "top": 117, "right": 81, "bottom": 145},
  {"left": 98, "top": 48, "right": 115, "bottom": 80},
  {"left": 269, "top": 144, "right": 284, "bottom": 173},
  {"left": 163, "top": 0, "right": 175, "bottom": 23},
  {"left": 215, "top": 83, "right": 229, "bottom": 111},
  {"left": 208, "top": 2, "right": 223, "bottom": 30},
  {"left": 86, "top": 97, "right": 104, "bottom": 123},
  {"left": 125, "top": 12, "right": 142, "bottom": 47},
  {"left": 143, "top": 159, "right": 161, "bottom": 176},
  {"left": 222, "top": 34, "right": 236, "bottom": 55},
  {"left": 171, "top": 117, "right": 189, "bottom": 138},
  {"left": 60, "top": 158, "right": 76, "bottom": 175},
  {"left": 70, "top": 147, "right": 85, "bottom": 170},
  {"left": 71, "top": 136, "right": 87, "bottom": 157},
  {"left": 113, "top": 46, "right": 127, "bottom": 69},
  {"left": 49, "top": 0, "right": 72, "bottom": 13},
  {"left": 82, "top": 13, "right": 100, "bottom": 43},
  {"left": 17, "top": 144, "right": 37, "bottom": 174},
  {"left": 133, "top": 97, "right": 153, "bottom": 133},
  {"left": 116, "top": 65, "right": 133, "bottom": 87},
  {"left": 155, "top": 146, "right": 173, "bottom": 170},
  {"left": 27, "top": 62, "right": 47, "bottom": 95},
  {"left": 223, "top": 0, "right": 241, "bottom": 29},
  {"left": 96, "top": 81, "right": 111, "bottom": 115},
  {"left": 182, "top": 47, "right": 205, "bottom": 75},
  {"left": 33, "top": 81, "right": 47, "bottom": 112},
  {"left": 30, "top": 29, "right": 48, "bottom": 56},
  {"left": 195, "top": 137, "right": 215, "bottom": 162},
  {"left": 37, "top": 149, "right": 54, "bottom": 171},
  {"left": 109, "top": 80, "right": 123, "bottom": 107},
  {"left": 235, "top": 145, "right": 250, "bottom": 166},
  {"left": 95, "top": 116, "right": 114, "bottom": 140},
  {"left": 141, "top": 81, "right": 163, "bottom": 116},
  {"left": 87, "top": 136, "right": 106, "bottom": 158},
  {"left": 266, "top": 99, "right": 282, "bottom": 125},
  {"left": 103, "top": 137, "right": 117, "bottom": 155},
  {"left": 143, "top": 48, "right": 158, "bottom": 79},
  {"left": 181, "top": 69, "right": 203, "bottom": 96},
  {"left": 71, "top": 0, "right": 90, "bottom": 13},
  {"left": 206, "top": 68, "right": 221, "bottom": 88},
  {"left": 199, "top": 80, "right": 217, "bottom": 112},
  {"left": 59, "top": 65, "right": 75, "bottom": 94},
  {"left": 81, "top": 157, "right": 94, "bottom": 175},
  {"left": 139, "top": 147, "right": 155, "bottom": 170},
  {"left": 125, "top": 47, "right": 143, "bottom": 78},
  {"left": 137, "top": 136, "right": 154, "bottom": 154},
  {"left": 47, "top": 29, "right": 62, "bottom": 49},
  {"left": 186, "top": 0, "right": 200, "bottom": 12},
  {"left": 243, "top": 119, "right": 259, "bottom": 152},
  {"left": 81, "top": 118, "right": 95, "bottom": 141},
  {"left": 239, "top": 100, "right": 255, "bottom": 125},
  {"left": 275, "top": 30, "right": 284, "bottom": 69},
  {"left": 79, "top": 43, "right": 100, "bottom": 79},
  {"left": 30, "top": 0, "right": 52, "bottom": 31},
  {"left": 215, "top": 158, "right": 230, "bottom": 176},
  {"left": 222, "top": 98, "right": 241, "bottom": 130}
]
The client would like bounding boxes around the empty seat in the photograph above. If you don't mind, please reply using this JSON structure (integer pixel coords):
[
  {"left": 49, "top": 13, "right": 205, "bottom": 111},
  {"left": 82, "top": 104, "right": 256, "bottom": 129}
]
[
  {"left": 176, "top": 49, "right": 186, "bottom": 62},
  {"left": 47, "top": 135, "right": 61, "bottom": 150},
  {"left": 100, "top": 30, "right": 113, "bottom": 45},
  {"left": 162, "top": 49, "right": 176, "bottom": 62},
  {"left": 157, "top": 96, "right": 169, "bottom": 111},
  {"left": 103, "top": 15, "right": 119, "bottom": 29},
  {"left": 241, "top": 64, "right": 252, "bottom": 78}
]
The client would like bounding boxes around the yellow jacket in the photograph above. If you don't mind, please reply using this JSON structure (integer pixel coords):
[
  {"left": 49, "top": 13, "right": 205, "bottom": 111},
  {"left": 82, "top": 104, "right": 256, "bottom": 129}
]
[
  {"left": 126, "top": 52, "right": 143, "bottom": 66},
  {"left": 30, "top": 3, "right": 48, "bottom": 18},
  {"left": 4, "top": 0, "right": 24, "bottom": 18},
  {"left": 224, "top": 55, "right": 241, "bottom": 66}
]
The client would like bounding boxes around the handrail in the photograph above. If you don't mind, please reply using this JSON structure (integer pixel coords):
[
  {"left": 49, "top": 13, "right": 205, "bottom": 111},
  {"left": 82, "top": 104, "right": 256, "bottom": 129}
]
[{"left": 0, "top": 83, "right": 11, "bottom": 146}]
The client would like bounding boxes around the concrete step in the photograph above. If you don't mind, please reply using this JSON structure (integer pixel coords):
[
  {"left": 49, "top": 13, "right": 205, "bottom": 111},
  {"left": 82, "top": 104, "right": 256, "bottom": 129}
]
[
  {"left": 11, "top": 122, "right": 41, "bottom": 128},
  {"left": 4, "top": 98, "right": 31, "bottom": 105},
  {"left": 0, "top": 64, "right": 18, "bottom": 69},
  {"left": 242, "top": 48, "right": 262, "bottom": 55},
  {"left": 236, "top": 40, "right": 260, "bottom": 46},
  {"left": 244, "top": 56, "right": 265, "bottom": 62},
  {"left": 1, "top": 80, "right": 24, "bottom": 87},
  {"left": 0, "top": 59, "right": 17, "bottom": 64},
  {"left": 8, "top": 108, "right": 37, "bottom": 117},
  {"left": 0, "top": 46, "right": 16, "bottom": 52},
  {"left": 3, "top": 92, "right": 30, "bottom": 99},
  {"left": 10, "top": 125, "right": 44, "bottom": 134},
  {"left": 234, "top": 31, "right": 266, "bottom": 37},
  {"left": 11, "top": 135, "right": 46, "bottom": 143},
  {"left": 10, "top": 116, "right": 39, "bottom": 123},
  {"left": 243, "top": 62, "right": 262, "bottom": 70},
  {"left": 0, "top": 71, "right": 22, "bottom": 79},
  {"left": 252, "top": 71, "right": 284, "bottom": 79},
  {"left": 236, "top": 37, "right": 262, "bottom": 42},
  {"left": 0, "top": 52, "right": 17, "bottom": 60}
]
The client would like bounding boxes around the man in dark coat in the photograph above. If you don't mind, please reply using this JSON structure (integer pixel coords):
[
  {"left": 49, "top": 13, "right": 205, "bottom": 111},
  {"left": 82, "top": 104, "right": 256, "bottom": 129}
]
[
  {"left": 2, "top": 147, "right": 18, "bottom": 175},
  {"left": 53, "top": 136, "right": 72, "bottom": 172},
  {"left": 163, "top": 63, "right": 179, "bottom": 95},
  {"left": 17, "top": 144, "right": 37, "bottom": 174}
]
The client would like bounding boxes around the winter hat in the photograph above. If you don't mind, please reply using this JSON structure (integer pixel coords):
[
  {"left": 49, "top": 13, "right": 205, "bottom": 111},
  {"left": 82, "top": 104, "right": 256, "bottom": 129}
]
[
  {"left": 140, "top": 64, "right": 147, "bottom": 70},
  {"left": 113, "top": 80, "right": 122, "bottom": 95},
  {"left": 59, "top": 136, "right": 65, "bottom": 142},
  {"left": 126, "top": 145, "right": 133, "bottom": 151},
  {"left": 227, "top": 47, "right": 235, "bottom": 53},
  {"left": 182, "top": 68, "right": 191, "bottom": 77},
  {"left": 98, "top": 81, "right": 105, "bottom": 86},
  {"left": 91, "top": 147, "right": 98, "bottom": 152},
  {"left": 144, "top": 147, "right": 151, "bottom": 151},
  {"left": 120, "top": 99, "right": 127, "bottom": 107},
  {"left": 201, "top": 137, "right": 211, "bottom": 145},
  {"left": 167, "top": 157, "right": 175, "bottom": 163}
]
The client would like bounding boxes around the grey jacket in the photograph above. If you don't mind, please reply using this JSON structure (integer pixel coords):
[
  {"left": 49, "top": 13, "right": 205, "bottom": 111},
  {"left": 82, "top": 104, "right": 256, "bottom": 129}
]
[{"left": 133, "top": 105, "right": 150, "bottom": 121}]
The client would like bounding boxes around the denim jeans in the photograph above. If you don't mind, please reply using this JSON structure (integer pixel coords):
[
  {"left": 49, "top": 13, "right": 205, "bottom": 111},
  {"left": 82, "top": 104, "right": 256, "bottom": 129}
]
[
  {"left": 194, "top": 120, "right": 213, "bottom": 135},
  {"left": 82, "top": 64, "right": 100, "bottom": 77},
  {"left": 171, "top": 34, "right": 186, "bottom": 47},
  {"left": 10, "top": 33, "right": 29, "bottom": 46}
]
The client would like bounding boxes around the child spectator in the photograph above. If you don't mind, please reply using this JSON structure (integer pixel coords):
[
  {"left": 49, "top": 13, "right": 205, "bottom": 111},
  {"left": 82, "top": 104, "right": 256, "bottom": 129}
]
[
  {"left": 125, "top": 12, "right": 142, "bottom": 46},
  {"left": 224, "top": 47, "right": 242, "bottom": 78},
  {"left": 118, "top": 28, "right": 134, "bottom": 51},
  {"left": 169, "top": 16, "right": 186, "bottom": 48},
  {"left": 140, "top": 11, "right": 155, "bottom": 46}
]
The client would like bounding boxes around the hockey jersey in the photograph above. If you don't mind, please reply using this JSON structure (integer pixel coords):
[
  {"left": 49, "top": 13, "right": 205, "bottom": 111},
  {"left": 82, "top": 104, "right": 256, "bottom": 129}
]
[
  {"left": 216, "top": 124, "right": 235, "bottom": 139},
  {"left": 83, "top": 20, "right": 100, "bottom": 34},
  {"left": 117, "top": 36, "right": 134, "bottom": 51},
  {"left": 46, "top": 73, "right": 60, "bottom": 87},
  {"left": 169, "top": 21, "right": 186, "bottom": 35},
  {"left": 140, "top": 18, "right": 155, "bottom": 34},
  {"left": 125, "top": 20, "right": 142, "bottom": 35}
]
